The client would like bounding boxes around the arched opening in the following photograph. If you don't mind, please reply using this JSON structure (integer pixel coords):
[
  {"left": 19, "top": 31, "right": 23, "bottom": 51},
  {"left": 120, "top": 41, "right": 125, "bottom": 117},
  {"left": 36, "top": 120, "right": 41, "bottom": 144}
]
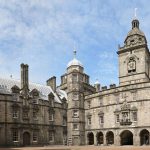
[
  {"left": 96, "top": 132, "right": 103, "bottom": 145},
  {"left": 23, "top": 132, "right": 30, "bottom": 146},
  {"left": 106, "top": 131, "right": 114, "bottom": 145},
  {"left": 140, "top": 129, "right": 149, "bottom": 145},
  {"left": 120, "top": 130, "right": 133, "bottom": 145},
  {"left": 87, "top": 132, "right": 94, "bottom": 145}
]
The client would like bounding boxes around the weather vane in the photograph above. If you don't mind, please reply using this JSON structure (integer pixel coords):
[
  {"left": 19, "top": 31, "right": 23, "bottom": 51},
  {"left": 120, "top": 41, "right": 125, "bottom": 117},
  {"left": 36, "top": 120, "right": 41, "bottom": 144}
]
[{"left": 73, "top": 42, "right": 77, "bottom": 59}]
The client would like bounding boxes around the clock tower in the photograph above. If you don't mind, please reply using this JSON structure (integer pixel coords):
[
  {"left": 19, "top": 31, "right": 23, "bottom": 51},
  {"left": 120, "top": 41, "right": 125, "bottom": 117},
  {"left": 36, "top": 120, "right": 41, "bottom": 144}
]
[{"left": 117, "top": 18, "right": 150, "bottom": 85}]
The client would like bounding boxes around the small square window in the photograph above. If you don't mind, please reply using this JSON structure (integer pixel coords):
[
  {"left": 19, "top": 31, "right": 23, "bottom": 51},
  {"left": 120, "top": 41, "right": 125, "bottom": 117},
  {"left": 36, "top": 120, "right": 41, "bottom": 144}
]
[
  {"left": 13, "top": 110, "right": 18, "bottom": 118},
  {"left": 73, "top": 124, "right": 78, "bottom": 130}
]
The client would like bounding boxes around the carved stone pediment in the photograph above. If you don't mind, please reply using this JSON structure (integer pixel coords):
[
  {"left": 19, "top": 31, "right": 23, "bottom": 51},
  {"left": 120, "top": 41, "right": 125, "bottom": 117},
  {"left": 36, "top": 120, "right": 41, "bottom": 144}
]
[{"left": 121, "top": 101, "right": 130, "bottom": 110}]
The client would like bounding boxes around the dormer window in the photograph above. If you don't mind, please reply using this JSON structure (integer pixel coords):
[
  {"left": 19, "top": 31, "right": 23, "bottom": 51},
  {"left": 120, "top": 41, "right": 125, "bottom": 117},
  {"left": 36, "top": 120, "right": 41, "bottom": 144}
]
[{"left": 33, "top": 99, "right": 38, "bottom": 104}]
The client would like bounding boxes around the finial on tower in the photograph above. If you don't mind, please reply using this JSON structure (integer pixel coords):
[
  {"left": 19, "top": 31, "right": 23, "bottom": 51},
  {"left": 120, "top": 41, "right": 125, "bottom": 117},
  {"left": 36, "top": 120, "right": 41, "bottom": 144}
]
[
  {"left": 132, "top": 8, "right": 139, "bottom": 29},
  {"left": 73, "top": 43, "right": 77, "bottom": 59},
  {"left": 134, "top": 8, "right": 137, "bottom": 19}
]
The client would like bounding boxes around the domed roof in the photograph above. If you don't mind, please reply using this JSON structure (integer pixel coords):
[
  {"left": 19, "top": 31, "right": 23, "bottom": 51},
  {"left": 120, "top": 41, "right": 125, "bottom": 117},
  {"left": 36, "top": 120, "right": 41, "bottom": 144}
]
[
  {"left": 127, "top": 27, "right": 145, "bottom": 37},
  {"left": 67, "top": 58, "right": 83, "bottom": 68},
  {"left": 124, "top": 19, "right": 147, "bottom": 44}
]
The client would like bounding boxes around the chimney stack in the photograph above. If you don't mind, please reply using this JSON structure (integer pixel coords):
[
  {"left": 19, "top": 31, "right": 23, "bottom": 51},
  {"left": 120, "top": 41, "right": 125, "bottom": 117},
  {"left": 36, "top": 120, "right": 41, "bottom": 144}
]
[
  {"left": 21, "top": 63, "right": 29, "bottom": 90},
  {"left": 47, "top": 76, "right": 56, "bottom": 92}
]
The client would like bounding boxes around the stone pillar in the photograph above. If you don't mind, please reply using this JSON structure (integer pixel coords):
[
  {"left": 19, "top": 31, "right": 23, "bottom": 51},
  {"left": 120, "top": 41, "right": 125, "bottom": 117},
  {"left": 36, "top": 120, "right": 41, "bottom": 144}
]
[
  {"left": 103, "top": 132, "right": 107, "bottom": 146},
  {"left": 114, "top": 130, "right": 120, "bottom": 146},
  {"left": 94, "top": 132, "right": 97, "bottom": 145},
  {"left": 134, "top": 135, "right": 140, "bottom": 146}
]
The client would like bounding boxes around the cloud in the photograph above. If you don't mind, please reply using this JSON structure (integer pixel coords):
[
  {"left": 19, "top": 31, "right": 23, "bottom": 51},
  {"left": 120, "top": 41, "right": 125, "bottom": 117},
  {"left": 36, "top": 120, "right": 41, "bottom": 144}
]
[{"left": 0, "top": 0, "right": 149, "bottom": 86}]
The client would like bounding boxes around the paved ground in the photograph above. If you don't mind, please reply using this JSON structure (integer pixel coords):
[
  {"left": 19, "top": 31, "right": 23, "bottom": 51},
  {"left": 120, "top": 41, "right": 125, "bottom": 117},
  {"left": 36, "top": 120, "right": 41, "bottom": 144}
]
[{"left": 0, "top": 145, "right": 150, "bottom": 150}]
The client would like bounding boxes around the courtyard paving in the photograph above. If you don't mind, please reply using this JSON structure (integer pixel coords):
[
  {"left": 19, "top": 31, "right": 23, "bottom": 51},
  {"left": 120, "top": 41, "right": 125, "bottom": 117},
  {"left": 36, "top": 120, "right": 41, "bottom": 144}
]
[{"left": 0, "top": 145, "right": 150, "bottom": 150}]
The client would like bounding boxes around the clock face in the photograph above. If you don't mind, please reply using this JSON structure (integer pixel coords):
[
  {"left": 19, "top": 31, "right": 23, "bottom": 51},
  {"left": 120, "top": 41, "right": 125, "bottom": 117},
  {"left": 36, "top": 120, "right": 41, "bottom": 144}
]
[
  {"left": 128, "top": 61, "right": 135, "bottom": 70},
  {"left": 128, "top": 58, "right": 136, "bottom": 72}
]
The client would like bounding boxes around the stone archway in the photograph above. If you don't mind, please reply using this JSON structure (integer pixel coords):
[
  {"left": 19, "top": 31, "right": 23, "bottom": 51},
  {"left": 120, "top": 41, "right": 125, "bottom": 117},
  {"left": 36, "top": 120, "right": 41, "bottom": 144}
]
[
  {"left": 87, "top": 132, "right": 94, "bottom": 145},
  {"left": 23, "top": 132, "right": 30, "bottom": 146},
  {"left": 106, "top": 131, "right": 114, "bottom": 145},
  {"left": 120, "top": 130, "right": 133, "bottom": 145},
  {"left": 96, "top": 132, "right": 103, "bottom": 145},
  {"left": 140, "top": 129, "right": 149, "bottom": 145}
]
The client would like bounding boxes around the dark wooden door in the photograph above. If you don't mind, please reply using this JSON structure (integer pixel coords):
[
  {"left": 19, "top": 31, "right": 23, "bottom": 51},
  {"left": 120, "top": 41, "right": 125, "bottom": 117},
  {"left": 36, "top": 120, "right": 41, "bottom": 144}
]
[{"left": 23, "top": 132, "right": 30, "bottom": 146}]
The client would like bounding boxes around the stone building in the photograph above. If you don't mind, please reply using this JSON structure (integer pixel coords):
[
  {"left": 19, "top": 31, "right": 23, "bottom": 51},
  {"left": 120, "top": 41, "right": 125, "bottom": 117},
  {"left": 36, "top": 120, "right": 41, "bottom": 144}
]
[
  {"left": 0, "top": 17, "right": 150, "bottom": 147},
  {"left": 0, "top": 64, "right": 67, "bottom": 146},
  {"left": 59, "top": 17, "right": 150, "bottom": 146}
]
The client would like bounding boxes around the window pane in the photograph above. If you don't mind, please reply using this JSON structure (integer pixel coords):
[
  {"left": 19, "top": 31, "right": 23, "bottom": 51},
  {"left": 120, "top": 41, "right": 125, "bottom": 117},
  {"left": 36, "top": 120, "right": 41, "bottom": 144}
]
[{"left": 12, "top": 130, "right": 18, "bottom": 142}]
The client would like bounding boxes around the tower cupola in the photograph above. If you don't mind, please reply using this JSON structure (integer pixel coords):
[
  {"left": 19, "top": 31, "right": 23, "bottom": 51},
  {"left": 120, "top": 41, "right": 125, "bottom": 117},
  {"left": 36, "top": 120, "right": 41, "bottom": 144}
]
[{"left": 67, "top": 49, "right": 83, "bottom": 68}]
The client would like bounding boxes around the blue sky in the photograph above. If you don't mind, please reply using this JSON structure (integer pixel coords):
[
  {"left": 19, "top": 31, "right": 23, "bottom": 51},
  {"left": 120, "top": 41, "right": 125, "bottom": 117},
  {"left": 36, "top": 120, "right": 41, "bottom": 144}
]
[{"left": 0, "top": 0, "right": 150, "bottom": 87}]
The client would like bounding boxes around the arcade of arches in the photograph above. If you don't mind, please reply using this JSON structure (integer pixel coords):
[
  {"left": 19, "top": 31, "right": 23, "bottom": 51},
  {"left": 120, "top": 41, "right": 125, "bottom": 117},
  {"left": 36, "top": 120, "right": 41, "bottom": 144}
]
[{"left": 87, "top": 129, "right": 150, "bottom": 146}]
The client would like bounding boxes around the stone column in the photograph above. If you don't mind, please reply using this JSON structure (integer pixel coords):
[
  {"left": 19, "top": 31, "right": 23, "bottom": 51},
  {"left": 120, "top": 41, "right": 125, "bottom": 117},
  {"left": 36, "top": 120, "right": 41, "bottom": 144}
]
[
  {"left": 103, "top": 131, "right": 107, "bottom": 146},
  {"left": 94, "top": 132, "right": 97, "bottom": 145},
  {"left": 133, "top": 134, "right": 140, "bottom": 146}
]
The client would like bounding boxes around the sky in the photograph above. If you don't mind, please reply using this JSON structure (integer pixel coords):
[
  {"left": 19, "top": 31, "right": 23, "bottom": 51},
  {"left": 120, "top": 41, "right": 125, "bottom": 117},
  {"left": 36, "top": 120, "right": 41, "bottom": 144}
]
[{"left": 0, "top": 0, "right": 150, "bottom": 87}]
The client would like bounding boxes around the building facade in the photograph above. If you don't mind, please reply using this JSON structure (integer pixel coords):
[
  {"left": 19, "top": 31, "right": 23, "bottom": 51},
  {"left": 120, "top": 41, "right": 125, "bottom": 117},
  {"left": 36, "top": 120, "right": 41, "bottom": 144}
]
[{"left": 0, "top": 18, "right": 150, "bottom": 147}]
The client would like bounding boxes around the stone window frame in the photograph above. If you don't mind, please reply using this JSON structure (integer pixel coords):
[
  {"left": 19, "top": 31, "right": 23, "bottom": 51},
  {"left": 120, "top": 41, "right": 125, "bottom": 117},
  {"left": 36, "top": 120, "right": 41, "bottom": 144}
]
[
  {"left": 73, "top": 123, "right": 78, "bottom": 130},
  {"left": 87, "top": 115, "right": 92, "bottom": 125},
  {"left": 132, "top": 111, "right": 138, "bottom": 122},
  {"left": 116, "top": 114, "right": 120, "bottom": 123},
  {"left": 13, "top": 110, "right": 18, "bottom": 118},
  {"left": 49, "top": 131, "right": 54, "bottom": 142},
  {"left": 33, "top": 132, "right": 38, "bottom": 142},
  {"left": 49, "top": 113, "right": 54, "bottom": 121},
  {"left": 12, "top": 129, "right": 19, "bottom": 142},
  {"left": 72, "top": 109, "right": 79, "bottom": 118},
  {"left": 98, "top": 112, "right": 104, "bottom": 124}
]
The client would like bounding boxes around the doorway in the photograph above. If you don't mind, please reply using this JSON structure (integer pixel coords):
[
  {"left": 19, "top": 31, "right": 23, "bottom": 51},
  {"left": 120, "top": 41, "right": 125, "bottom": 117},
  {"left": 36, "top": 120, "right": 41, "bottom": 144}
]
[{"left": 23, "top": 132, "right": 30, "bottom": 146}]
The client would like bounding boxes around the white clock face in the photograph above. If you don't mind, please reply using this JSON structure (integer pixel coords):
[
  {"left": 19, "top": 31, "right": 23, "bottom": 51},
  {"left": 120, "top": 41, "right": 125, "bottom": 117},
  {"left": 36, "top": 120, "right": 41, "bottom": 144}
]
[{"left": 128, "top": 61, "right": 135, "bottom": 70}]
